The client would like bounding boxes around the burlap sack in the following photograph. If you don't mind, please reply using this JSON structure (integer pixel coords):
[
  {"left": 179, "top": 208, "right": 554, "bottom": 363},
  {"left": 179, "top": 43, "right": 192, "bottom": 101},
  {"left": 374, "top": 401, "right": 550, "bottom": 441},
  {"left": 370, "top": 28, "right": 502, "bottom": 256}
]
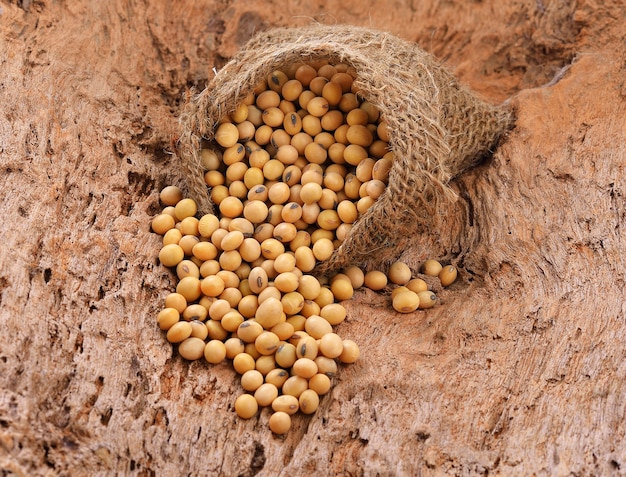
[{"left": 178, "top": 25, "right": 514, "bottom": 273}]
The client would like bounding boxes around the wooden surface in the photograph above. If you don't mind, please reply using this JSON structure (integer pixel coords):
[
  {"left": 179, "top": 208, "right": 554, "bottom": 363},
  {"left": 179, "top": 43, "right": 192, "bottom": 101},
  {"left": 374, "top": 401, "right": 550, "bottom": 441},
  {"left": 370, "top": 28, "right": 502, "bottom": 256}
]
[{"left": 1, "top": 1, "right": 625, "bottom": 475}]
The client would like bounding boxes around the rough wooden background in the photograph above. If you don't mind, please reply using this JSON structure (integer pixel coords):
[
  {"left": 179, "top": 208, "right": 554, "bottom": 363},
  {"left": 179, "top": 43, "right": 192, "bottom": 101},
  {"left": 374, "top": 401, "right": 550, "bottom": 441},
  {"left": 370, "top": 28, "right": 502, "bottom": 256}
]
[{"left": 1, "top": 0, "right": 625, "bottom": 475}]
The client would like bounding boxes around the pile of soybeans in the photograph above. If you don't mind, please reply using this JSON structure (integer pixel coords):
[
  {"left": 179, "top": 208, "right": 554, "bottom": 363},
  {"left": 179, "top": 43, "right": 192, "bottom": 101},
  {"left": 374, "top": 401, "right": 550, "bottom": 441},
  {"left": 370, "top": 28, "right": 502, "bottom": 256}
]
[{"left": 151, "top": 60, "right": 457, "bottom": 435}]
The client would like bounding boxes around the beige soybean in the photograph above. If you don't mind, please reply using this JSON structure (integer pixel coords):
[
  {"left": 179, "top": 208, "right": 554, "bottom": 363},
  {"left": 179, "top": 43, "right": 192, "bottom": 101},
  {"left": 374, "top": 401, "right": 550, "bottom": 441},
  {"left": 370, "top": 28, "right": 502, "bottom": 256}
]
[
  {"left": 268, "top": 70, "right": 288, "bottom": 92},
  {"left": 217, "top": 270, "right": 240, "bottom": 288},
  {"left": 241, "top": 369, "right": 264, "bottom": 392},
  {"left": 206, "top": 319, "right": 228, "bottom": 341},
  {"left": 210, "top": 185, "right": 229, "bottom": 205},
  {"left": 255, "top": 331, "right": 280, "bottom": 355},
  {"left": 269, "top": 411, "right": 291, "bottom": 434},
  {"left": 304, "top": 315, "right": 333, "bottom": 339},
  {"left": 294, "top": 245, "right": 316, "bottom": 272},
  {"left": 291, "top": 131, "right": 313, "bottom": 154},
  {"left": 245, "top": 343, "right": 261, "bottom": 360},
  {"left": 297, "top": 275, "right": 321, "bottom": 300},
  {"left": 176, "top": 276, "right": 202, "bottom": 302},
  {"left": 189, "top": 320, "right": 209, "bottom": 340},
  {"left": 178, "top": 337, "right": 205, "bottom": 361},
  {"left": 248, "top": 267, "right": 268, "bottom": 294},
  {"left": 219, "top": 196, "right": 244, "bottom": 219},
  {"left": 237, "top": 294, "right": 259, "bottom": 319},
  {"left": 242, "top": 200, "right": 268, "bottom": 225},
  {"left": 208, "top": 299, "right": 230, "bottom": 320},
  {"left": 255, "top": 356, "right": 276, "bottom": 376},
  {"left": 270, "top": 321, "right": 295, "bottom": 341},
  {"left": 220, "top": 230, "right": 244, "bottom": 251},
  {"left": 237, "top": 320, "right": 264, "bottom": 343},
  {"left": 198, "top": 214, "right": 220, "bottom": 238},
  {"left": 254, "top": 383, "right": 279, "bottom": 407},
  {"left": 315, "top": 356, "right": 338, "bottom": 377},
  {"left": 215, "top": 122, "right": 239, "bottom": 148},
  {"left": 391, "top": 286, "right": 411, "bottom": 299},
  {"left": 203, "top": 339, "right": 227, "bottom": 364},
  {"left": 228, "top": 178, "right": 249, "bottom": 200},
  {"left": 266, "top": 204, "right": 284, "bottom": 227},
  {"left": 152, "top": 213, "right": 176, "bottom": 235},
  {"left": 256, "top": 90, "right": 281, "bottom": 109},
  {"left": 281, "top": 291, "right": 304, "bottom": 315},
  {"left": 282, "top": 165, "right": 302, "bottom": 187},
  {"left": 162, "top": 228, "right": 182, "bottom": 246},
  {"left": 388, "top": 261, "right": 412, "bottom": 285},
  {"left": 275, "top": 342, "right": 297, "bottom": 368},
  {"left": 364, "top": 270, "right": 387, "bottom": 290},
  {"left": 261, "top": 238, "right": 285, "bottom": 259},
  {"left": 262, "top": 107, "right": 284, "bottom": 128},
  {"left": 369, "top": 140, "right": 389, "bottom": 159},
  {"left": 200, "top": 148, "right": 221, "bottom": 170},
  {"left": 248, "top": 187, "right": 269, "bottom": 207},
  {"left": 343, "top": 266, "right": 365, "bottom": 289},
  {"left": 273, "top": 222, "right": 297, "bottom": 243},
  {"left": 338, "top": 339, "right": 360, "bottom": 364},
  {"left": 319, "top": 332, "right": 344, "bottom": 358},
  {"left": 182, "top": 303, "right": 207, "bottom": 322},
  {"left": 224, "top": 337, "right": 245, "bottom": 359},
  {"left": 311, "top": 238, "right": 334, "bottom": 261},
  {"left": 176, "top": 260, "right": 199, "bottom": 280},
  {"left": 192, "top": 241, "right": 218, "bottom": 261},
  {"left": 392, "top": 290, "right": 420, "bottom": 313},
  {"left": 157, "top": 308, "right": 180, "bottom": 331},
  {"left": 273, "top": 252, "right": 296, "bottom": 273},
  {"left": 308, "top": 373, "right": 332, "bottom": 396},
  {"left": 200, "top": 260, "right": 221, "bottom": 279},
  {"left": 295, "top": 335, "right": 318, "bottom": 360},
  {"left": 177, "top": 235, "right": 199, "bottom": 256},
  {"left": 309, "top": 76, "right": 328, "bottom": 96},
  {"left": 200, "top": 275, "right": 225, "bottom": 298},
  {"left": 407, "top": 278, "right": 428, "bottom": 294},
  {"left": 314, "top": 287, "right": 335, "bottom": 309},
  {"left": 292, "top": 358, "right": 318, "bottom": 379},
  {"left": 422, "top": 259, "right": 443, "bottom": 277},
  {"left": 159, "top": 244, "right": 184, "bottom": 267},
  {"left": 174, "top": 198, "right": 198, "bottom": 221},
  {"left": 336, "top": 200, "right": 358, "bottom": 224},
  {"left": 300, "top": 299, "right": 321, "bottom": 318},
  {"left": 330, "top": 278, "right": 354, "bottom": 301},
  {"left": 299, "top": 389, "right": 320, "bottom": 415},
  {"left": 282, "top": 375, "right": 308, "bottom": 398},
  {"left": 417, "top": 290, "right": 438, "bottom": 309},
  {"left": 253, "top": 223, "right": 274, "bottom": 242},
  {"left": 249, "top": 148, "right": 270, "bottom": 168},
  {"left": 366, "top": 179, "right": 386, "bottom": 199},
  {"left": 271, "top": 395, "right": 300, "bottom": 415},
  {"left": 439, "top": 265, "right": 458, "bottom": 286},
  {"left": 265, "top": 368, "right": 289, "bottom": 389},
  {"left": 222, "top": 310, "right": 245, "bottom": 332},
  {"left": 234, "top": 394, "right": 258, "bottom": 419},
  {"left": 257, "top": 284, "right": 280, "bottom": 304},
  {"left": 233, "top": 352, "right": 256, "bottom": 374},
  {"left": 274, "top": 272, "right": 299, "bottom": 293},
  {"left": 159, "top": 185, "right": 183, "bottom": 206},
  {"left": 166, "top": 321, "right": 192, "bottom": 343},
  {"left": 255, "top": 297, "right": 284, "bottom": 329},
  {"left": 222, "top": 143, "right": 245, "bottom": 165},
  {"left": 282, "top": 79, "right": 303, "bottom": 101}
]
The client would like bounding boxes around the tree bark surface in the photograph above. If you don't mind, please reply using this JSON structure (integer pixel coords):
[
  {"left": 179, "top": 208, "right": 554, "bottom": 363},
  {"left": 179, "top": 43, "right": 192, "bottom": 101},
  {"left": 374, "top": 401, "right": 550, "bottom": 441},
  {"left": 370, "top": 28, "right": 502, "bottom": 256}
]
[{"left": 1, "top": 1, "right": 625, "bottom": 475}]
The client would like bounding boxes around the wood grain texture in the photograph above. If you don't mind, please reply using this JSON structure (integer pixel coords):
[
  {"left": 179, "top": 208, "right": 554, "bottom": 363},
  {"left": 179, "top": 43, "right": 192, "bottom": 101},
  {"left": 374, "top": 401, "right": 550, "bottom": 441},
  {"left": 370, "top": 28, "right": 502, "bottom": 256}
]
[{"left": 1, "top": 1, "right": 625, "bottom": 475}]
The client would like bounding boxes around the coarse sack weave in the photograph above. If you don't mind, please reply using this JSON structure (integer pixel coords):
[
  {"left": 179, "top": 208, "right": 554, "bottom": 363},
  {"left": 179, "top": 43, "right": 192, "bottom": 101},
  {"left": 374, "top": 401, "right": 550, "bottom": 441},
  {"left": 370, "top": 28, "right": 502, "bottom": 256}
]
[{"left": 178, "top": 25, "right": 514, "bottom": 273}]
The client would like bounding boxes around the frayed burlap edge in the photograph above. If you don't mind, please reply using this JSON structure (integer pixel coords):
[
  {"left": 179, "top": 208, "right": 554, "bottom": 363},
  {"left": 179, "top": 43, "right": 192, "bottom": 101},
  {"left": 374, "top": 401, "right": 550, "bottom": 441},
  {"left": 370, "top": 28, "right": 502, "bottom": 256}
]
[{"left": 178, "top": 25, "right": 515, "bottom": 274}]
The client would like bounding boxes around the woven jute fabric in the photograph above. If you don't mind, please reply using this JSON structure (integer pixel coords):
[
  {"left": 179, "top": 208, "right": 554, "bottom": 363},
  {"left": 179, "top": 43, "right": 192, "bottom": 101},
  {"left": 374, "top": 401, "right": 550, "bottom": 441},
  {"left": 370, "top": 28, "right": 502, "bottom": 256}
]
[{"left": 178, "top": 25, "right": 514, "bottom": 273}]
